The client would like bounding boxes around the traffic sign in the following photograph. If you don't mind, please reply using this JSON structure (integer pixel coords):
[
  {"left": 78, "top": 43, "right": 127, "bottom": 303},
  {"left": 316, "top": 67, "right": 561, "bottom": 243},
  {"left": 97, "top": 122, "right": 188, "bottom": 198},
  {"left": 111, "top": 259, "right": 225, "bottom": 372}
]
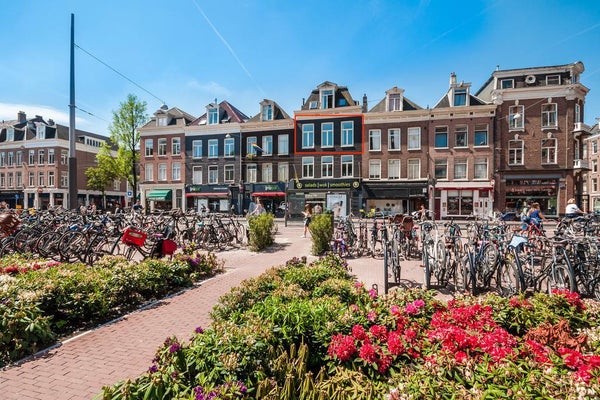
[{"left": 127, "top": 191, "right": 133, "bottom": 197}]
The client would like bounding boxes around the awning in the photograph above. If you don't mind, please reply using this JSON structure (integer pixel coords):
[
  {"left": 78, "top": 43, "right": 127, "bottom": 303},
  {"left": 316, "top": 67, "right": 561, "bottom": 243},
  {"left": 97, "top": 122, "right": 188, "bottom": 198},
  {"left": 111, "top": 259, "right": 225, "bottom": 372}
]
[
  {"left": 185, "top": 192, "right": 229, "bottom": 198},
  {"left": 252, "top": 191, "right": 286, "bottom": 197},
  {"left": 146, "top": 189, "right": 172, "bottom": 201}
]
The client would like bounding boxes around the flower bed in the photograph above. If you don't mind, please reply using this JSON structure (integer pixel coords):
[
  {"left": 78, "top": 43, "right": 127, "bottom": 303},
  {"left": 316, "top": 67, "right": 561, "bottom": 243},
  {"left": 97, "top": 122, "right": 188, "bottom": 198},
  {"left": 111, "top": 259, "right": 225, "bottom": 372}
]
[
  {"left": 101, "top": 254, "right": 600, "bottom": 399},
  {"left": 0, "top": 251, "right": 221, "bottom": 368}
]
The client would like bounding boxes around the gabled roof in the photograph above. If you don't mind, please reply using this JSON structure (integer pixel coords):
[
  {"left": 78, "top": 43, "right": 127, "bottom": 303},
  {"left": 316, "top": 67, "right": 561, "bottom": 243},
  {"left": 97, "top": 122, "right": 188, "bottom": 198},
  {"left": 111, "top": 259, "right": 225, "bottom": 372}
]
[
  {"left": 432, "top": 92, "right": 487, "bottom": 108},
  {"left": 190, "top": 100, "right": 249, "bottom": 126},
  {"left": 247, "top": 99, "right": 291, "bottom": 122},
  {"left": 368, "top": 88, "right": 423, "bottom": 112},
  {"left": 300, "top": 81, "right": 358, "bottom": 110},
  {"left": 141, "top": 106, "right": 196, "bottom": 129}
]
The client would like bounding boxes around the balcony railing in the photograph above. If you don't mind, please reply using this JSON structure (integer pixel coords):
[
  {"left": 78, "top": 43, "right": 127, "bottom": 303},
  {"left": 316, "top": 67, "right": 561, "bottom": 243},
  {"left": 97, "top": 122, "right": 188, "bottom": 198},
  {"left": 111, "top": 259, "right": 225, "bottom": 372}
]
[{"left": 573, "top": 159, "right": 590, "bottom": 170}]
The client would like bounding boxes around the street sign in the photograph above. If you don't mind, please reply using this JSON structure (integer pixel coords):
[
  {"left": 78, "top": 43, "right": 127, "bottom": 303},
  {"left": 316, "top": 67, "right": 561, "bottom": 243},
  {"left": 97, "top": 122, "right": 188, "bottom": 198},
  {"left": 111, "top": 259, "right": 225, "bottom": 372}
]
[{"left": 127, "top": 191, "right": 133, "bottom": 197}]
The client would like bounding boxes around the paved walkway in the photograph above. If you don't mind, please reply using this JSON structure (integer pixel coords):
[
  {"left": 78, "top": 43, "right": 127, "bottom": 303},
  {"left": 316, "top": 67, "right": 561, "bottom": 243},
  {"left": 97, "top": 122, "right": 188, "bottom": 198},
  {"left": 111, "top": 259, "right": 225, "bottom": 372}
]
[{"left": 0, "top": 222, "right": 424, "bottom": 399}]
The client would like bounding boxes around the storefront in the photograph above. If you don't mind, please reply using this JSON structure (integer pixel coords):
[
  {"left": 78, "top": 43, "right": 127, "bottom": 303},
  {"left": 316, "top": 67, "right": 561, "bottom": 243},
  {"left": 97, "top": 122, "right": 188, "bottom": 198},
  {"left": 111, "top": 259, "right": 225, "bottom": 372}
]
[
  {"left": 504, "top": 176, "right": 560, "bottom": 217},
  {"left": 287, "top": 179, "right": 361, "bottom": 218},
  {"left": 249, "top": 182, "right": 286, "bottom": 216},
  {"left": 436, "top": 182, "right": 494, "bottom": 219},
  {"left": 185, "top": 185, "right": 230, "bottom": 213},
  {"left": 362, "top": 182, "right": 428, "bottom": 216}
]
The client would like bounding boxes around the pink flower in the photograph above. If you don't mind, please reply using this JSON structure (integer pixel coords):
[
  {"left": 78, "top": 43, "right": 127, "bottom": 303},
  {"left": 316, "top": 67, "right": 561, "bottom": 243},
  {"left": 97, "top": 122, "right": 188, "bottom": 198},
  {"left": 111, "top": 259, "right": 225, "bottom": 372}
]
[
  {"left": 405, "top": 302, "right": 418, "bottom": 315},
  {"left": 359, "top": 342, "right": 377, "bottom": 363},
  {"left": 367, "top": 311, "right": 377, "bottom": 322},
  {"left": 368, "top": 288, "right": 378, "bottom": 299},
  {"left": 387, "top": 331, "right": 405, "bottom": 355}
]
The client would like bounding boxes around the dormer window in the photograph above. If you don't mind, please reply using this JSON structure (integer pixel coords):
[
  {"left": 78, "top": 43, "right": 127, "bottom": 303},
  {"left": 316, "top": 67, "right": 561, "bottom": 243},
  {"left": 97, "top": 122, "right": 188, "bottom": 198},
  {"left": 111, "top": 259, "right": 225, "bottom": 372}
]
[
  {"left": 6, "top": 128, "right": 14, "bottom": 141},
  {"left": 500, "top": 79, "right": 514, "bottom": 89},
  {"left": 157, "top": 116, "right": 167, "bottom": 127},
  {"left": 320, "top": 89, "right": 334, "bottom": 109},
  {"left": 453, "top": 88, "right": 467, "bottom": 106},
  {"left": 388, "top": 93, "right": 402, "bottom": 111},
  {"left": 261, "top": 104, "right": 273, "bottom": 121},
  {"left": 208, "top": 107, "right": 219, "bottom": 125},
  {"left": 308, "top": 101, "right": 318, "bottom": 109},
  {"left": 546, "top": 75, "right": 560, "bottom": 85},
  {"left": 36, "top": 125, "right": 46, "bottom": 140}
]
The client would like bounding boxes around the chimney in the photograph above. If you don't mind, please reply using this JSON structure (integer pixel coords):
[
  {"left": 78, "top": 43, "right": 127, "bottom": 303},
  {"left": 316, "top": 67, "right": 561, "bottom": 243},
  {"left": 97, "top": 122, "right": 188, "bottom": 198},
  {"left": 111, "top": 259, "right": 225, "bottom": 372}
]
[
  {"left": 449, "top": 72, "right": 457, "bottom": 87},
  {"left": 48, "top": 119, "right": 55, "bottom": 126},
  {"left": 18, "top": 111, "right": 26, "bottom": 123},
  {"left": 362, "top": 94, "right": 368, "bottom": 113}
]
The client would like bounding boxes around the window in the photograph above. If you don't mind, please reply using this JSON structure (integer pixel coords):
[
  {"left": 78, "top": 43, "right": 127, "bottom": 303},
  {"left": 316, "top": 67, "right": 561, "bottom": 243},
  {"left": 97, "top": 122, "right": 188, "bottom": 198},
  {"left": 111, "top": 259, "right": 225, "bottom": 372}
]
[
  {"left": 321, "top": 156, "right": 333, "bottom": 178},
  {"left": 208, "top": 108, "right": 219, "bottom": 125},
  {"left": 541, "top": 103, "right": 557, "bottom": 128},
  {"left": 454, "top": 126, "right": 468, "bottom": 147},
  {"left": 28, "top": 150, "right": 35, "bottom": 165},
  {"left": 474, "top": 158, "right": 488, "bottom": 179},
  {"left": 508, "top": 140, "right": 524, "bottom": 165},
  {"left": 302, "top": 124, "right": 314, "bottom": 148},
  {"left": 435, "top": 159, "right": 448, "bottom": 180},
  {"left": 172, "top": 138, "right": 181, "bottom": 155},
  {"left": 224, "top": 137, "right": 235, "bottom": 157},
  {"left": 261, "top": 104, "right": 273, "bottom": 121},
  {"left": 247, "top": 164, "right": 257, "bottom": 183},
  {"left": 593, "top": 178, "right": 598, "bottom": 192},
  {"left": 0, "top": 173, "right": 4, "bottom": 188},
  {"left": 388, "top": 129, "right": 401, "bottom": 151},
  {"left": 321, "top": 122, "right": 334, "bottom": 148},
  {"left": 575, "top": 103, "right": 581, "bottom": 123},
  {"left": 309, "top": 101, "right": 318, "bottom": 109},
  {"left": 192, "top": 166, "right": 202, "bottom": 184},
  {"left": 208, "top": 139, "right": 218, "bottom": 158},
  {"left": 47, "top": 171, "right": 54, "bottom": 187},
  {"left": 388, "top": 159, "right": 400, "bottom": 180},
  {"left": 369, "top": 130, "right": 381, "bottom": 151},
  {"left": 407, "top": 159, "right": 421, "bottom": 179},
  {"left": 158, "top": 164, "right": 167, "bottom": 181},
  {"left": 113, "top": 179, "right": 120, "bottom": 191},
  {"left": 61, "top": 150, "right": 68, "bottom": 165},
  {"left": 278, "top": 135, "right": 289, "bottom": 155},
  {"left": 341, "top": 155, "right": 353, "bottom": 177},
  {"left": 435, "top": 126, "right": 448, "bottom": 148},
  {"left": 593, "top": 140, "right": 598, "bottom": 155},
  {"left": 501, "top": 79, "right": 514, "bottom": 89},
  {"left": 16, "top": 151, "right": 22, "bottom": 166},
  {"left": 247, "top": 137, "right": 258, "bottom": 155},
  {"left": 157, "top": 116, "right": 167, "bottom": 127},
  {"left": 6, "top": 128, "right": 14, "bottom": 141},
  {"left": 369, "top": 160, "right": 381, "bottom": 180},
  {"left": 38, "top": 171, "right": 44, "bottom": 186},
  {"left": 158, "top": 138, "right": 167, "bottom": 156},
  {"left": 453, "top": 88, "right": 467, "bottom": 106},
  {"left": 36, "top": 125, "right": 46, "bottom": 139},
  {"left": 48, "top": 149, "right": 54, "bottom": 165},
  {"left": 38, "top": 150, "right": 44, "bottom": 165},
  {"left": 16, "top": 171, "right": 22, "bottom": 188},
  {"left": 454, "top": 159, "right": 467, "bottom": 180},
  {"left": 541, "top": 138, "right": 557, "bottom": 164},
  {"left": 7, "top": 173, "right": 13, "bottom": 187},
  {"left": 208, "top": 166, "right": 218, "bottom": 183},
  {"left": 262, "top": 136, "right": 273, "bottom": 156},
  {"left": 509, "top": 105, "right": 524, "bottom": 130},
  {"left": 302, "top": 157, "right": 314, "bottom": 178},
  {"left": 474, "top": 124, "right": 489, "bottom": 146},
  {"left": 321, "top": 89, "right": 333, "bottom": 109},
  {"left": 341, "top": 121, "right": 354, "bottom": 146},
  {"left": 224, "top": 165, "right": 235, "bottom": 182},
  {"left": 145, "top": 164, "right": 153, "bottom": 181},
  {"left": 192, "top": 140, "right": 202, "bottom": 158},
  {"left": 172, "top": 162, "right": 181, "bottom": 180},
  {"left": 7, "top": 152, "right": 13, "bottom": 167},
  {"left": 29, "top": 172, "right": 35, "bottom": 187},
  {"left": 60, "top": 171, "right": 68, "bottom": 188},
  {"left": 388, "top": 93, "right": 402, "bottom": 111},
  {"left": 407, "top": 127, "right": 421, "bottom": 150},
  {"left": 262, "top": 163, "right": 272, "bottom": 182},
  {"left": 278, "top": 163, "right": 288, "bottom": 182},
  {"left": 594, "top": 160, "right": 599, "bottom": 173},
  {"left": 546, "top": 75, "right": 560, "bottom": 85}
]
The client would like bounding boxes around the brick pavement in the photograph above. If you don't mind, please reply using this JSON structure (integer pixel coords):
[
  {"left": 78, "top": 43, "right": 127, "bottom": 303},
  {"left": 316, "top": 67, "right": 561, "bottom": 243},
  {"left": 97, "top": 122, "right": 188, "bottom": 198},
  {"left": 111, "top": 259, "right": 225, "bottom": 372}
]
[{"left": 0, "top": 222, "right": 424, "bottom": 400}]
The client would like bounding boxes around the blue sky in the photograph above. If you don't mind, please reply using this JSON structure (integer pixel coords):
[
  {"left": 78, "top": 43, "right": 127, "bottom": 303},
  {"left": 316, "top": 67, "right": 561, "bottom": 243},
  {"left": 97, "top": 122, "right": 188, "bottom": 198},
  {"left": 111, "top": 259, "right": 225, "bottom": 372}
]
[{"left": 1, "top": 0, "right": 599, "bottom": 135}]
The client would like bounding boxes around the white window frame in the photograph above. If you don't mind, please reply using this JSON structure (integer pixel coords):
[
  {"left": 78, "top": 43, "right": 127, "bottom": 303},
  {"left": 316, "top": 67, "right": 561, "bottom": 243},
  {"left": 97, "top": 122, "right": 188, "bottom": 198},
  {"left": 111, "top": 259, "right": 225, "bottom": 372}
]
[
  {"left": 145, "top": 139, "right": 154, "bottom": 156},
  {"left": 60, "top": 171, "right": 68, "bottom": 188},
  {"left": 172, "top": 137, "right": 181, "bottom": 155},
  {"left": 29, "top": 171, "right": 35, "bottom": 187},
  {"left": 38, "top": 149, "right": 44, "bottom": 165},
  {"left": 321, "top": 156, "right": 333, "bottom": 178},
  {"left": 454, "top": 159, "right": 467, "bottom": 180},
  {"left": 434, "top": 126, "right": 448, "bottom": 148},
  {"left": 341, "top": 121, "right": 354, "bottom": 147},
  {"left": 262, "top": 163, "right": 272, "bottom": 182},
  {"left": 474, "top": 124, "right": 489, "bottom": 147},
  {"left": 192, "top": 166, "right": 203, "bottom": 184},
  {"left": 145, "top": 164, "right": 154, "bottom": 181},
  {"left": 47, "top": 171, "right": 55, "bottom": 187},
  {"left": 28, "top": 150, "right": 35, "bottom": 165},
  {"left": 157, "top": 138, "right": 167, "bottom": 156},
  {"left": 321, "top": 122, "right": 334, "bottom": 148},
  {"left": 246, "top": 164, "right": 257, "bottom": 183},
  {"left": 369, "top": 129, "right": 381, "bottom": 151},
  {"left": 278, "top": 134, "right": 289, "bottom": 155},
  {"left": 388, "top": 129, "right": 401, "bottom": 151},
  {"left": 224, "top": 164, "right": 235, "bottom": 182},
  {"left": 36, "top": 125, "right": 46, "bottom": 140},
  {"left": 369, "top": 160, "right": 381, "bottom": 180},
  {"left": 509, "top": 105, "right": 524, "bottom": 130},
  {"left": 48, "top": 149, "right": 55, "bottom": 165},
  {"left": 302, "top": 157, "right": 314, "bottom": 178},
  {"left": 208, "top": 139, "right": 218, "bottom": 158},
  {"left": 474, "top": 158, "right": 488, "bottom": 180},
  {"left": 407, "top": 159, "right": 421, "bottom": 180},
  {"left": 407, "top": 127, "right": 421, "bottom": 150},
  {"left": 6, "top": 128, "right": 14, "bottom": 142},
  {"left": 454, "top": 125, "right": 468, "bottom": 148},
  {"left": 388, "top": 93, "right": 402, "bottom": 111},
  {"left": 435, "top": 159, "right": 448, "bottom": 180},
  {"left": 172, "top": 162, "right": 181, "bottom": 181},
  {"left": 7, "top": 152, "right": 13, "bottom": 167},
  {"left": 341, "top": 155, "right": 353, "bottom": 177},
  {"left": 500, "top": 79, "right": 514, "bottom": 89},
  {"left": 192, "top": 140, "right": 202, "bottom": 158},
  {"left": 158, "top": 163, "right": 167, "bottom": 181},
  {"left": 208, "top": 165, "right": 218, "bottom": 184},
  {"left": 224, "top": 137, "right": 235, "bottom": 157},
  {"left": 278, "top": 162, "right": 288, "bottom": 182},
  {"left": 546, "top": 75, "right": 561, "bottom": 85},
  {"left": 388, "top": 159, "right": 400, "bottom": 180},
  {"left": 261, "top": 104, "right": 273, "bottom": 121},
  {"left": 262, "top": 136, "right": 273, "bottom": 156},
  {"left": 208, "top": 108, "right": 219, "bottom": 125},
  {"left": 321, "top": 89, "right": 334, "bottom": 109},
  {"left": 302, "top": 124, "right": 314, "bottom": 149},
  {"left": 541, "top": 138, "right": 557, "bottom": 164},
  {"left": 541, "top": 103, "right": 558, "bottom": 128},
  {"left": 508, "top": 140, "right": 524, "bottom": 165}
]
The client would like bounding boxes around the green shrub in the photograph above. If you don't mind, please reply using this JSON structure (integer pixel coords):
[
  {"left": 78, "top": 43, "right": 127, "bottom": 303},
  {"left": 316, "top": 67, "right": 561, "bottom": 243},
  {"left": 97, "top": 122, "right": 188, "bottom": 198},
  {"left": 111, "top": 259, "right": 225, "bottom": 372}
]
[
  {"left": 309, "top": 213, "right": 333, "bottom": 256},
  {"left": 247, "top": 213, "right": 275, "bottom": 251}
]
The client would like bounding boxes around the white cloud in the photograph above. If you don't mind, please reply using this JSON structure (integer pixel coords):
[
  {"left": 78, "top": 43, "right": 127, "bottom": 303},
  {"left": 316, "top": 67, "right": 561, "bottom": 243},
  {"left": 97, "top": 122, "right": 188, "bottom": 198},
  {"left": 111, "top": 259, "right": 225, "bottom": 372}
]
[
  {"left": 186, "top": 80, "right": 231, "bottom": 98},
  {"left": 0, "top": 102, "right": 93, "bottom": 130}
]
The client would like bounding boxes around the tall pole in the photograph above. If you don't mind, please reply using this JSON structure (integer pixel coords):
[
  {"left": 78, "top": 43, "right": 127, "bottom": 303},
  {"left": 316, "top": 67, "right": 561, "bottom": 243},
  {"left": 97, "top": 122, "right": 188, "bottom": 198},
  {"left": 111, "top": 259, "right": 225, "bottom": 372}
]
[{"left": 68, "top": 13, "right": 78, "bottom": 210}]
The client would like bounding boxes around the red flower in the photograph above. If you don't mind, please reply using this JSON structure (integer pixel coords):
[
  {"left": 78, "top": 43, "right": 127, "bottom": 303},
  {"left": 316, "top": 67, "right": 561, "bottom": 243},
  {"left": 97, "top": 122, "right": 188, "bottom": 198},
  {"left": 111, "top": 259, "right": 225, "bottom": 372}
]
[
  {"left": 387, "top": 331, "right": 405, "bottom": 356},
  {"left": 359, "top": 342, "right": 377, "bottom": 363},
  {"left": 351, "top": 325, "right": 368, "bottom": 341},
  {"left": 369, "top": 325, "right": 388, "bottom": 342},
  {"left": 328, "top": 334, "right": 357, "bottom": 362}
]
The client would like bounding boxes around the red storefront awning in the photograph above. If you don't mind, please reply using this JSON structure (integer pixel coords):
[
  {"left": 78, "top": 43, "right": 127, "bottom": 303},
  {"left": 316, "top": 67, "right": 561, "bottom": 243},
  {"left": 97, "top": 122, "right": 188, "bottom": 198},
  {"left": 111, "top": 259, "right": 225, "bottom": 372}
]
[
  {"left": 185, "top": 192, "right": 229, "bottom": 198},
  {"left": 251, "top": 191, "right": 286, "bottom": 197}
]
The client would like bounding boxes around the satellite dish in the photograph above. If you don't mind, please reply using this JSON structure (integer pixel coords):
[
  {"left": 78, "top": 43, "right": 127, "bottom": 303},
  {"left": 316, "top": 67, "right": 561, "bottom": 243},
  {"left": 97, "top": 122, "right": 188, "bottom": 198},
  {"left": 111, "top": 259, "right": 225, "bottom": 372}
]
[{"left": 525, "top": 75, "right": 536, "bottom": 84}]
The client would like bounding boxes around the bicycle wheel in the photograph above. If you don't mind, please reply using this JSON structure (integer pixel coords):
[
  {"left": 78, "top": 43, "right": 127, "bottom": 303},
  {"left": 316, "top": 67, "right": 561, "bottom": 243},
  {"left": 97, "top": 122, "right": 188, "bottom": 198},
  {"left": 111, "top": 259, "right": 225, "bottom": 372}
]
[
  {"left": 497, "top": 256, "right": 522, "bottom": 297},
  {"left": 58, "top": 231, "right": 88, "bottom": 263},
  {"left": 389, "top": 245, "right": 401, "bottom": 283},
  {"left": 547, "top": 263, "right": 576, "bottom": 293},
  {"left": 434, "top": 240, "right": 449, "bottom": 286},
  {"left": 423, "top": 242, "right": 432, "bottom": 290}
]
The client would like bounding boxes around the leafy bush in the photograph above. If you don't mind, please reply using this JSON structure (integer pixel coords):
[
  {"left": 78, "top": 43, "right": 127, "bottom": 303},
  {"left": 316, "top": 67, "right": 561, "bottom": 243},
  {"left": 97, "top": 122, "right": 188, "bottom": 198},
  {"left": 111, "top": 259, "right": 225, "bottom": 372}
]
[
  {"left": 247, "top": 213, "right": 275, "bottom": 251},
  {"left": 309, "top": 213, "right": 333, "bottom": 256}
]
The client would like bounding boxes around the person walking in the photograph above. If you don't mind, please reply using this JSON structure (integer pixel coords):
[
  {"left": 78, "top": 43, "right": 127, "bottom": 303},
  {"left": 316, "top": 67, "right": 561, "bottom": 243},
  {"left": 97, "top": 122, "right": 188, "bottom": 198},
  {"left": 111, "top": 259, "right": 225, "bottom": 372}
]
[{"left": 302, "top": 204, "right": 312, "bottom": 238}]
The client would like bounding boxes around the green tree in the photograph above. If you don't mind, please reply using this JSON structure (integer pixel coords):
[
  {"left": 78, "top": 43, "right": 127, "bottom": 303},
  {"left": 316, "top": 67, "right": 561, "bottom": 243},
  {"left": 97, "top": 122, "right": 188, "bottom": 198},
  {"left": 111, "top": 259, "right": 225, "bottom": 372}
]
[
  {"left": 109, "top": 94, "right": 148, "bottom": 204},
  {"left": 85, "top": 143, "right": 121, "bottom": 209}
]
